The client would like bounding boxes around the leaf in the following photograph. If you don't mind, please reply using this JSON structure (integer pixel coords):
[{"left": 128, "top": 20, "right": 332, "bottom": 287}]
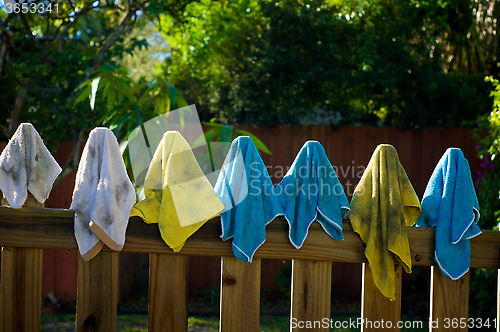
[
  {"left": 177, "top": 92, "right": 189, "bottom": 108},
  {"left": 234, "top": 129, "right": 271, "bottom": 154},
  {"left": 167, "top": 85, "right": 177, "bottom": 107},
  {"left": 119, "top": 139, "right": 129, "bottom": 155},
  {"left": 95, "top": 64, "right": 118, "bottom": 73},
  {"left": 75, "top": 85, "right": 91, "bottom": 105},
  {"left": 117, "top": 66, "right": 136, "bottom": 75},
  {"left": 127, "top": 82, "right": 148, "bottom": 98},
  {"left": 202, "top": 121, "right": 224, "bottom": 128},
  {"left": 219, "top": 125, "right": 233, "bottom": 142},
  {"left": 154, "top": 92, "right": 167, "bottom": 114},
  {"left": 132, "top": 102, "right": 142, "bottom": 116},
  {"left": 107, "top": 86, "right": 116, "bottom": 111},
  {"left": 77, "top": 78, "right": 93, "bottom": 90},
  {"left": 90, "top": 77, "right": 101, "bottom": 110}
]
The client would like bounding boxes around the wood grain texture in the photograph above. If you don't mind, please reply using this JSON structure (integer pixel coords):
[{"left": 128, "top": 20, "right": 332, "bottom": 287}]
[
  {"left": 0, "top": 193, "right": 43, "bottom": 332},
  {"left": 430, "top": 267, "right": 469, "bottom": 332},
  {"left": 220, "top": 257, "right": 261, "bottom": 332},
  {"left": 75, "top": 251, "right": 118, "bottom": 332},
  {"left": 0, "top": 209, "right": 498, "bottom": 269},
  {"left": 291, "top": 260, "right": 332, "bottom": 332},
  {"left": 148, "top": 254, "right": 188, "bottom": 332},
  {"left": 361, "top": 264, "right": 402, "bottom": 332}
]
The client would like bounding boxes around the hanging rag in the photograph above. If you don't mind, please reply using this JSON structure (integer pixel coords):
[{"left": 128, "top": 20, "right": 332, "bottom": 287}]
[
  {"left": 214, "top": 136, "right": 283, "bottom": 263},
  {"left": 348, "top": 144, "right": 421, "bottom": 300},
  {"left": 275, "top": 141, "right": 350, "bottom": 248},
  {"left": 416, "top": 148, "right": 481, "bottom": 279},
  {"left": 0, "top": 123, "right": 61, "bottom": 208},
  {"left": 70, "top": 127, "right": 136, "bottom": 261},
  {"left": 131, "top": 131, "right": 224, "bottom": 252}
]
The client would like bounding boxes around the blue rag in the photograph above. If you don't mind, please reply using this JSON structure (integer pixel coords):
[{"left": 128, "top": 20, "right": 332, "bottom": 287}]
[
  {"left": 214, "top": 136, "right": 283, "bottom": 263},
  {"left": 416, "top": 148, "right": 481, "bottom": 280},
  {"left": 275, "top": 141, "right": 350, "bottom": 248}
]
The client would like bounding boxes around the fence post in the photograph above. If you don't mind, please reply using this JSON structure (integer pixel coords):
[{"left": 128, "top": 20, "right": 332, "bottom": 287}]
[
  {"left": 148, "top": 254, "right": 188, "bottom": 332},
  {"left": 430, "top": 267, "right": 469, "bottom": 332},
  {"left": 361, "top": 263, "right": 402, "bottom": 332},
  {"left": 220, "top": 256, "right": 261, "bottom": 332},
  {"left": 0, "top": 193, "right": 43, "bottom": 332},
  {"left": 290, "top": 260, "right": 332, "bottom": 332},
  {"left": 75, "top": 251, "right": 118, "bottom": 332}
]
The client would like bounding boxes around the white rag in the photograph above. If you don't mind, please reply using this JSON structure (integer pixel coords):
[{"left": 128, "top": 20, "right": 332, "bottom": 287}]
[
  {"left": 70, "top": 127, "right": 136, "bottom": 261},
  {"left": 0, "top": 123, "right": 61, "bottom": 208}
]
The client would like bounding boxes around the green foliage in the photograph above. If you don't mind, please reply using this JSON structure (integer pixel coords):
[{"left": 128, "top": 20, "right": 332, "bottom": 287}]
[
  {"left": 0, "top": 0, "right": 196, "bottom": 152},
  {"left": 469, "top": 76, "right": 500, "bottom": 320},
  {"left": 75, "top": 63, "right": 188, "bottom": 140},
  {"left": 473, "top": 76, "right": 500, "bottom": 230},
  {"left": 164, "top": 0, "right": 494, "bottom": 128}
]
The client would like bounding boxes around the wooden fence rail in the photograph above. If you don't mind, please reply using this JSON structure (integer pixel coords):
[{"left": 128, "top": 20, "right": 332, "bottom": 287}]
[{"left": 1, "top": 205, "right": 500, "bottom": 331}]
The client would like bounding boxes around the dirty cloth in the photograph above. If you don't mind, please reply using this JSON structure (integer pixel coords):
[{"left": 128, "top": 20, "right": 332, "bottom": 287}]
[
  {"left": 416, "top": 148, "right": 481, "bottom": 280},
  {"left": 348, "top": 144, "right": 421, "bottom": 300},
  {"left": 131, "top": 131, "right": 224, "bottom": 252},
  {"left": 70, "top": 127, "right": 136, "bottom": 261},
  {"left": 0, "top": 123, "right": 61, "bottom": 208},
  {"left": 215, "top": 136, "right": 283, "bottom": 263},
  {"left": 275, "top": 141, "right": 350, "bottom": 248}
]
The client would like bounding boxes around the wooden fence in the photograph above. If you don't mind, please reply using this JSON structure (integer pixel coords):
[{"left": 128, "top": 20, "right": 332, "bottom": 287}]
[
  {"left": 1, "top": 194, "right": 499, "bottom": 331},
  {"left": 36, "top": 125, "right": 481, "bottom": 302}
]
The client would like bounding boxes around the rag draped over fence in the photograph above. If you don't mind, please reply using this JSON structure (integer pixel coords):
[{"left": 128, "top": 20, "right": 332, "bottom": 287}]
[{"left": 0, "top": 122, "right": 493, "bottom": 332}]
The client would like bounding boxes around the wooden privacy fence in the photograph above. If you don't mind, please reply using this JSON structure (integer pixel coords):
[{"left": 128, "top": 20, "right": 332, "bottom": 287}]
[{"left": 1, "top": 197, "right": 500, "bottom": 331}]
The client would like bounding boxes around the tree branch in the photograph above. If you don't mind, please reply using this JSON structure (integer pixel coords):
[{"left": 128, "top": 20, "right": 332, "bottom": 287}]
[
  {"left": 20, "top": 14, "right": 47, "bottom": 57},
  {"left": 94, "top": 8, "right": 136, "bottom": 65},
  {"left": 8, "top": 80, "right": 27, "bottom": 136},
  {"left": 56, "top": 5, "right": 93, "bottom": 52}
]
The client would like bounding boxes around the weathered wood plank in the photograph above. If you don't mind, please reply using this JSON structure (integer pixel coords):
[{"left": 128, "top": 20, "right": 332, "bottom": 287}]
[
  {"left": 0, "top": 208, "right": 499, "bottom": 269},
  {"left": 75, "top": 251, "right": 118, "bottom": 332},
  {"left": 430, "top": 267, "right": 469, "bottom": 332},
  {"left": 361, "top": 264, "right": 402, "bottom": 332},
  {"left": 220, "top": 257, "right": 261, "bottom": 332},
  {"left": 0, "top": 193, "right": 43, "bottom": 332},
  {"left": 291, "top": 260, "right": 332, "bottom": 332},
  {"left": 148, "top": 254, "right": 188, "bottom": 332}
]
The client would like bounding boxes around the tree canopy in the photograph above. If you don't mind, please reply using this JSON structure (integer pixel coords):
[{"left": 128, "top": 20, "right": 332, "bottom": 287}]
[
  {"left": 0, "top": 0, "right": 498, "bottom": 152},
  {"left": 164, "top": 0, "right": 498, "bottom": 127}
]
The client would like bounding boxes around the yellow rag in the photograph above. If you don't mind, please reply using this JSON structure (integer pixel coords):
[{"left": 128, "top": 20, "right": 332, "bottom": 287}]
[
  {"left": 348, "top": 144, "right": 421, "bottom": 300},
  {"left": 130, "top": 131, "right": 224, "bottom": 252}
]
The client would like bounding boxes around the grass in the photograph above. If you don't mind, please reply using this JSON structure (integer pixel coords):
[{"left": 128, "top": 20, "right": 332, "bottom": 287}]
[
  {"left": 41, "top": 314, "right": 429, "bottom": 331},
  {"left": 41, "top": 285, "right": 430, "bottom": 331}
]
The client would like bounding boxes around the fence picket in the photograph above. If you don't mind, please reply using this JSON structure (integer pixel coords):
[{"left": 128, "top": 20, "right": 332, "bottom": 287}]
[
  {"left": 148, "top": 254, "right": 188, "bottom": 332},
  {"left": 220, "top": 257, "right": 261, "bottom": 332},
  {"left": 76, "top": 251, "right": 118, "bottom": 332},
  {"left": 0, "top": 193, "right": 43, "bottom": 332},
  {"left": 291, "top": 260, "right": 332, "bottom": 332},
  {"left": 361, "top": 264, "right": 402, "bottom": 332},
  {"left": 430, "top": 267, "right": 469, "bottom": 332}
]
